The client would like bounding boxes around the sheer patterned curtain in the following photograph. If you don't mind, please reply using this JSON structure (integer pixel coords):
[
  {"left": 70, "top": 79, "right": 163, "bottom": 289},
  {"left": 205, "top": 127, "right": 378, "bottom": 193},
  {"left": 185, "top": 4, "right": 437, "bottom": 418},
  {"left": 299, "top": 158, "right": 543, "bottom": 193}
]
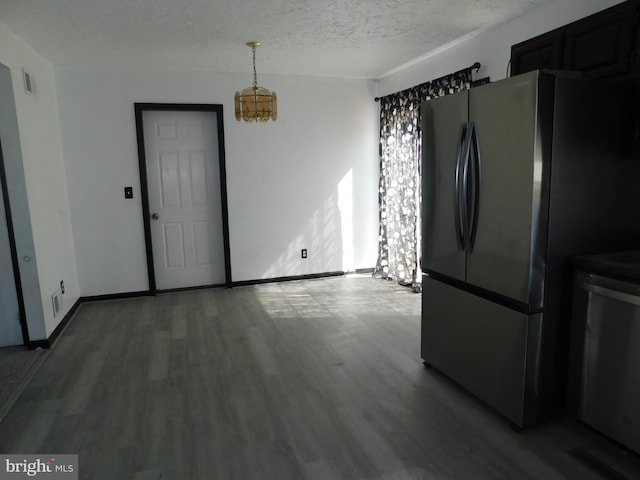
[{"left": 374, "top": 68, "right": 475, "bottom": 291}]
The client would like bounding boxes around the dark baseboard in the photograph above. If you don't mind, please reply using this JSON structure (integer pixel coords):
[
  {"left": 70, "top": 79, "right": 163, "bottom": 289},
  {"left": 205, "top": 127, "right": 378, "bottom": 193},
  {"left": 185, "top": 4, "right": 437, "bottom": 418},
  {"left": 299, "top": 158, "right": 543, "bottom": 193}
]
[
  {"left": 27, "top": 297, "right": 82, "bottom": 350},
  {"left": 80, "top": 290, "right": 154, "bottom": 302},
  {"left": 353, "top": 268, "right": 375, "bottom": 274},
  {"left": 27, "top": 339, "right": 51, "bottom": 350},
  {"left": 231, "top": 271, "right": 346, "bottom": 287},
  {"left": 157, "top": 283, "right": 227, "bottom": 294}
]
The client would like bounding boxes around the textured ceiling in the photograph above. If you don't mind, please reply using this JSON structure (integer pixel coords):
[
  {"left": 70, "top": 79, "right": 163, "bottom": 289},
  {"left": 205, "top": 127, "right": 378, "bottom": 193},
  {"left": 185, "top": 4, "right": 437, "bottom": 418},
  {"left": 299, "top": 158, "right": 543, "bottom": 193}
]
[{"left": 0, "top": 0, "right": 555, "bottom": 79}]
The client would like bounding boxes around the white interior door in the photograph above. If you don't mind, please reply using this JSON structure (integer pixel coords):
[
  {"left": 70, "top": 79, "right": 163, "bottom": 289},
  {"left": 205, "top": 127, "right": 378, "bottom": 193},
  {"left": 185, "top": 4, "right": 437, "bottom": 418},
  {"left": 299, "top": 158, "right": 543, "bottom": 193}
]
[
  {"left": 0, "top": 172, "right": 22, "bottom": 346},
  {"left": 143, "top": 110, "right": 225, "bottom": 290}
]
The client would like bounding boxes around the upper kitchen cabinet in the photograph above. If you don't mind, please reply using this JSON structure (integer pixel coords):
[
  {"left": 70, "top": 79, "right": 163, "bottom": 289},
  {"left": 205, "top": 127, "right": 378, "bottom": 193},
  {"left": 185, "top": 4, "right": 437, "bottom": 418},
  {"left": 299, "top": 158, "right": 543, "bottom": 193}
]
[
  {"left": 511, "top": 31, "right": 563, "bottom": 75},
  {"left": 511, "top": 0, "right": 640, "bottom": 80}
]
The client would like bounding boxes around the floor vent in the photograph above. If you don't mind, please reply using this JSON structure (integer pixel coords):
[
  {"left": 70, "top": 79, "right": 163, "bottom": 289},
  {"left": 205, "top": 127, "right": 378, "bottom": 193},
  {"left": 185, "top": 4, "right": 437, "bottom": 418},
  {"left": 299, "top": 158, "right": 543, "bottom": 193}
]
[{"left": 568, "top": 448, "right": 628, "bottom": 480}]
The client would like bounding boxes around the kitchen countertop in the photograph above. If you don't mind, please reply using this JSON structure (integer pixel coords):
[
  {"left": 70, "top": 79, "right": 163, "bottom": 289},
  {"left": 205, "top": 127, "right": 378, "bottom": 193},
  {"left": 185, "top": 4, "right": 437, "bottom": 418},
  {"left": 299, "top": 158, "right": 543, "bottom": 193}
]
[{"left": 573, "top": 250, "right": 640, "bottom": 282}]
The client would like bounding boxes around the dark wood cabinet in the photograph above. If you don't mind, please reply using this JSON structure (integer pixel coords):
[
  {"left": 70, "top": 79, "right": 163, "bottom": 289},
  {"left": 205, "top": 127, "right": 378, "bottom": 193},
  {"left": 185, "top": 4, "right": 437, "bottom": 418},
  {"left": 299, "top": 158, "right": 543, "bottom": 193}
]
[
  {"left": 511, "top": 0, "right": 640, "bottom": 80},
  {"left": 511, "top": 31, "right": 563, "bottom": 74},
  {"left": 563, "top": 1, "right": 638, "bottom": 78}
]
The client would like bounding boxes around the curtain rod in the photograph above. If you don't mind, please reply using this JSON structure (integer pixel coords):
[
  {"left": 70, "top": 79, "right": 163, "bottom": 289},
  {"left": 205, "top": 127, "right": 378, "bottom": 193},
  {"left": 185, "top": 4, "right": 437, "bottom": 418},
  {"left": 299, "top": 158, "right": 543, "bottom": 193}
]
[{"left": 374, "top": 61, "right": 481, "bottom": 102}]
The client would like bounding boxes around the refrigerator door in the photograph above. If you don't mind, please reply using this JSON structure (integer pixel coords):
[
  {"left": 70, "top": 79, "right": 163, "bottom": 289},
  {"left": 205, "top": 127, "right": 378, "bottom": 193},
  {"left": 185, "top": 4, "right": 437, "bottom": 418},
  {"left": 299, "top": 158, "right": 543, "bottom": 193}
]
[
  {"left": 466, "top": 71, "right": 548, "bottom": 307},
  {"left": 421, "top": 91, "right": 469, "bottom": 282}
]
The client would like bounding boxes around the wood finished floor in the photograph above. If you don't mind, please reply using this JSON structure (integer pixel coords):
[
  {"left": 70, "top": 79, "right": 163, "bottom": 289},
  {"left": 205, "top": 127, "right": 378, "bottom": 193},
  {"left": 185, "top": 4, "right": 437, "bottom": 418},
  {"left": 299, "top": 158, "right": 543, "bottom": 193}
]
[{"left": 1, "top": 275, "right": 639, "bottom": 479}]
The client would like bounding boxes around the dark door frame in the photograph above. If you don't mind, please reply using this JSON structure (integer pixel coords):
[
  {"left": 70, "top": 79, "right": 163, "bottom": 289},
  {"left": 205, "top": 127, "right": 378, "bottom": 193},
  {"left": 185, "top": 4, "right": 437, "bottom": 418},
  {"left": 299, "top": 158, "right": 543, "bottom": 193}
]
[
  {"left": 0, "top": 138, "right": 30, "bottom": 344},
  {"left": 134, "top": 103, "right": 232, "bottom": 291}
]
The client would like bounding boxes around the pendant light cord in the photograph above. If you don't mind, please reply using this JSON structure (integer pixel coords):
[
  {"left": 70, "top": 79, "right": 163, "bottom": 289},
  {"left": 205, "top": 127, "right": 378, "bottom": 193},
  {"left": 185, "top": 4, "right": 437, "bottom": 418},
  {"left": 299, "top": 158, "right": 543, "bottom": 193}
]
[{"left": 252, "top": 45, "right": 258, "bottom": 88}]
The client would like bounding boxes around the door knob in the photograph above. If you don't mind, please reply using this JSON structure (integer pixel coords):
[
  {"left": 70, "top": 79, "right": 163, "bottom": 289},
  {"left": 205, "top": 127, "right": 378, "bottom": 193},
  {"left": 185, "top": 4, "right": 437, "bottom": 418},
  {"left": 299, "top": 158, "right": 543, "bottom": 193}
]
[{"left": 151, "top": 213, "right": 159, "bottom": 220}]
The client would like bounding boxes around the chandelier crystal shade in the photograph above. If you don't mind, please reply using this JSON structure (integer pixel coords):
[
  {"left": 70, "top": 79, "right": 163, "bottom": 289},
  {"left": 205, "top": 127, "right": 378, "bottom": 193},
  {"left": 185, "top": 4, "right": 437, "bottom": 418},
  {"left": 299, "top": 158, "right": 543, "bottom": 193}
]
[{"left": 235, "top": 42, "right": 277, "bottom": 122}]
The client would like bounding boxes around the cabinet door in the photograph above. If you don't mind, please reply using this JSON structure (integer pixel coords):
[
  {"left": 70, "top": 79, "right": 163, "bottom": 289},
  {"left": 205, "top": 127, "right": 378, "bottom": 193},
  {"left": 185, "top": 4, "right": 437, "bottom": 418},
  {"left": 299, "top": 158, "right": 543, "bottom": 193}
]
[
  {"left": 511, "top": 31, "right": 563, "bottom": 76},
  {"left": 563, "top": 1, "right": 638, "bottom": 79}
]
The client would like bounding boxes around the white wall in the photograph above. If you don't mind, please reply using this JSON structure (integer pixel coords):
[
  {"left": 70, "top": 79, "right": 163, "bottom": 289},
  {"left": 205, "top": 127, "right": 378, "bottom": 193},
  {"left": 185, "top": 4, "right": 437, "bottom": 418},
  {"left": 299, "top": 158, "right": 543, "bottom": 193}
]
[
  {"left": 0, "top": 21, "right": 80, "bottom": 339},
  {"left": 56, "top": 67, "right": 379, "bottom": 293},
  {"left": 377, "top": 0, "right": 626, "bottom": 95}
]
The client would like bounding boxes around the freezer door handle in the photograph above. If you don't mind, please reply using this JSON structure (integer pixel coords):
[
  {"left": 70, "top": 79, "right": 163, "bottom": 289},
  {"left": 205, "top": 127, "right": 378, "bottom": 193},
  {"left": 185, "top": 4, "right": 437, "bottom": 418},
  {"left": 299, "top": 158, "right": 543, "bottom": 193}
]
[{"left": 454, "top": 122, "right": 468, "bottom": 251}]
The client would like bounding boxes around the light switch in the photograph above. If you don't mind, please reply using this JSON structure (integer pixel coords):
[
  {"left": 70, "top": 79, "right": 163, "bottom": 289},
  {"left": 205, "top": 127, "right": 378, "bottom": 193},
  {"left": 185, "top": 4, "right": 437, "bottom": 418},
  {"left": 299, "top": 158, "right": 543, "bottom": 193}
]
[{"left": 124, "top": 186, "right": 133, "bottom": 199}]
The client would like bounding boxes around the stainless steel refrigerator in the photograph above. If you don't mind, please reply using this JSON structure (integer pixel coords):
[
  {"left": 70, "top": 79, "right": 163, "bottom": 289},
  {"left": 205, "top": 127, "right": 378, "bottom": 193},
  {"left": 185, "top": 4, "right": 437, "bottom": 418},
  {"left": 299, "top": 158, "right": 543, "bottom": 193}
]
[{"left": 420, "top": 70, "right": 640, "bottom": 428}]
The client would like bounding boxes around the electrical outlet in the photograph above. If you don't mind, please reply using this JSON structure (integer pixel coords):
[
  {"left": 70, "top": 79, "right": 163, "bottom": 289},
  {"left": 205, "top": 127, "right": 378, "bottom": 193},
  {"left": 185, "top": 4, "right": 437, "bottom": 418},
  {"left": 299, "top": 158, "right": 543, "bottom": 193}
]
[
  {"left": 60, "top": 280, "right": 65, "bottom": 294},
  {"left": 301, "top": 249, "right": 307, "bottom": 259}
]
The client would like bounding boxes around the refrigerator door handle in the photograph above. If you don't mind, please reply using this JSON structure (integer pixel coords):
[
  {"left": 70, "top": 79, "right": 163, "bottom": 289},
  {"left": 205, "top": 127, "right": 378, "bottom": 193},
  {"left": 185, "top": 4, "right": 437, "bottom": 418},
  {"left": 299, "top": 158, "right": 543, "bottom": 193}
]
[
  {"left": 468, "top": 122, "right": 481, "bottom": 251},
  {"left": 461, "top": 121, "right": 474, "bottom": 252},
  {"left": 454, "top": 122, "right": 468, "bottom": 251}
]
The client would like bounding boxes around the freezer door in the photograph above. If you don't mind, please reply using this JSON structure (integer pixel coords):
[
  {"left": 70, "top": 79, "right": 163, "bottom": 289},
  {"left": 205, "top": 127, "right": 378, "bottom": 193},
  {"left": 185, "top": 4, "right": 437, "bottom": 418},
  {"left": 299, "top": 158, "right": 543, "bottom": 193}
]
[
  {"left": 421, "top": 276, "right": 542, "bottom": 427},
  {"left": 466, "top": 71, "right": 547, "bottom": 306},
  {"left": 421, "top": 91, "right": 469, "bottom": 282}
]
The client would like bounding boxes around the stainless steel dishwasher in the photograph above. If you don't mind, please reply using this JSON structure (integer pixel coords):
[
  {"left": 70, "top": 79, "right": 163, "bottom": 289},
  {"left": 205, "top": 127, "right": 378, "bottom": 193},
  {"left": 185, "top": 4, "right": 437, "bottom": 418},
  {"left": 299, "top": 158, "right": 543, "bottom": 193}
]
[{"left": 567, "top": 251, "right": 640, "bottom": 454}]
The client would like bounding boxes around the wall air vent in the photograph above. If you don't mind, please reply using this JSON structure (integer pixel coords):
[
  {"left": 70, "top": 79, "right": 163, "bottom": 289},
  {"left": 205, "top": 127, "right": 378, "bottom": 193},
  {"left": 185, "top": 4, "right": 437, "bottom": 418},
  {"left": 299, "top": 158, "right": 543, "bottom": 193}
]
[
  {"left": 22, "top": 68, "right": 36, "bottom": 96},
  {"left": 51, "top": 289, "right": 62, "bottom": 317}
]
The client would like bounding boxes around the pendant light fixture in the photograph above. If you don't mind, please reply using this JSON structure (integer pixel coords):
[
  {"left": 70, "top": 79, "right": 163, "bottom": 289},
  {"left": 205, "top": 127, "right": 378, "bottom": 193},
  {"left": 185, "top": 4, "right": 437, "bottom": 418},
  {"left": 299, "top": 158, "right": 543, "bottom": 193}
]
[{"left": 235, "top": 42, "right": 277, "bottom": 122}]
